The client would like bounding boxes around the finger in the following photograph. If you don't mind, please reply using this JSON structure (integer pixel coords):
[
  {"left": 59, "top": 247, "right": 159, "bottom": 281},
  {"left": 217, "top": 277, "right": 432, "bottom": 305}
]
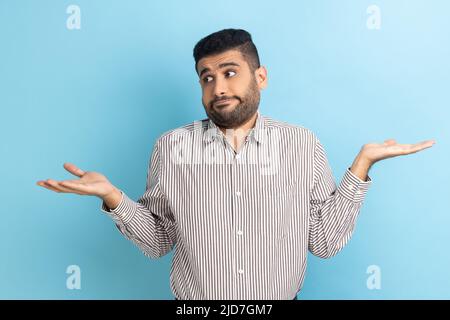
[
  {"left": 46, "top": 179, "right": 84, "bottom": 194},
  {"left": 417, "top": 139, "right": 436, "bottom": 147},
  {"left": 37, "top": 181, "right": 62, "bottom": 193},
  {"left": 412, "top": 140, "right": 435, "bottom": 151},
  {"left": 407, "top": 140, "right": 435, "bottom": 151},
  {"left": 394, "top": 140, "right": 435, "bottom": 155},
  {"left": 383, "top": 139, "right": 397, "bottom": 146},
  {"left": 63, "top": 163, "right": 85, "bottom": 178},
  {"left": 60, "top": 180, "right": 95, "bottom": 195}
]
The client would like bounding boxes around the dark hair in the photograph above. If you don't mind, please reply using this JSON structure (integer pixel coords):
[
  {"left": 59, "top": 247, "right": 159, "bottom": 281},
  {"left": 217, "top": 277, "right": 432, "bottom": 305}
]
[{"left": 193, "top": 28, "right": 261, "bottom": 73}]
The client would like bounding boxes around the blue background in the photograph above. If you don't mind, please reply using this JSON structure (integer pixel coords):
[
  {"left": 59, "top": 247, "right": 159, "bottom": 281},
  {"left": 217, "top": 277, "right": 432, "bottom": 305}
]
[{"left": 1, "top": 0, "right": 448, "bottom": 299}]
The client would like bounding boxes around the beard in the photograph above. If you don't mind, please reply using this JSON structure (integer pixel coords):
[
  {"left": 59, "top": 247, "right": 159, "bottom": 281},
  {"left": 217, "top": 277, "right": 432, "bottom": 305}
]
[{"left": 203, "top": 77, "right": 260, "bottom": 129}]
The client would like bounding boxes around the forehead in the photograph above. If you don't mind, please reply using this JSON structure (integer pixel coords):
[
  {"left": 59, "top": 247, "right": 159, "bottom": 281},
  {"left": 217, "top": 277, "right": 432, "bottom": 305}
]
[{"left": 197, "top": 50, "right": 247, "bottom": 74}]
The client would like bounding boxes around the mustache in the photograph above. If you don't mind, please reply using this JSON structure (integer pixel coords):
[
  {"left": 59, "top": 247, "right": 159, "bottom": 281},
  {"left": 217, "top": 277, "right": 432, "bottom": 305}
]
[{"left": 210, "top": 96, "right": 241, "bottom": 107}]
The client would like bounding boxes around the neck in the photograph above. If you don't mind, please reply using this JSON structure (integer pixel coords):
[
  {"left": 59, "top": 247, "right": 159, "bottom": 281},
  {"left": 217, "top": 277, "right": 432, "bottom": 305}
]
[
  {"left": 218, "top": 112, "right": 259, "bottom": 152},
  {"left": 217, "top": 112, "right": 258, "bottom": 135}
]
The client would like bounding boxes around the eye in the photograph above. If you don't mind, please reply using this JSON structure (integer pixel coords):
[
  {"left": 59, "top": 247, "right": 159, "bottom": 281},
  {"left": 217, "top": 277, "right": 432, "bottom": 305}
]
[
  {"left": 202, "top": 75, "right": 213, "bottom": 83},
  {"left": 225, "top": 70, "right": 236, "bottom": 77}
]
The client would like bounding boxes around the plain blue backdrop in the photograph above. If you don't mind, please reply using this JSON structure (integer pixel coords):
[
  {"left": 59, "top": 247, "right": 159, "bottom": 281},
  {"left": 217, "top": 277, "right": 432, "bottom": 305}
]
[{"left": 1, "top": 0, "right": 448, "bottom": 299}]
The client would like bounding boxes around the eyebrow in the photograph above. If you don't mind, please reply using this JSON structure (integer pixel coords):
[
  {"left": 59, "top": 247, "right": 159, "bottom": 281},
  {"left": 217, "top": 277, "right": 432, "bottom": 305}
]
[{"left": 198, "top": 62, "right": 240, "bottom": 77}]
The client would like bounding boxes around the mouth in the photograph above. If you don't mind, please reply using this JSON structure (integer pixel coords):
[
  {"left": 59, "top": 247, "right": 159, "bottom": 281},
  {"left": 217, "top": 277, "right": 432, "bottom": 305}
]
[{"left": 213, "top": 98, "right": 235, "bottom": 107}]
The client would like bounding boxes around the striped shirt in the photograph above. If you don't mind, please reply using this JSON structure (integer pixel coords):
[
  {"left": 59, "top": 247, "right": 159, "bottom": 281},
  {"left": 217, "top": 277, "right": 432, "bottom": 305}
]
[{"left": 101, "top": 112, "right": 372, "bottom": 300}]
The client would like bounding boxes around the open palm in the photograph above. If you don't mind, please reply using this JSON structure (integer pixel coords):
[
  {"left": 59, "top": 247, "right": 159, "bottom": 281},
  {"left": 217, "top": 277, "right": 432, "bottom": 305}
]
[
  {"left": 36, "top": 162, "right": 115, "bottom": 198},
  {"left": 361, "top": 139, "right": 435, "bottom": 164}
]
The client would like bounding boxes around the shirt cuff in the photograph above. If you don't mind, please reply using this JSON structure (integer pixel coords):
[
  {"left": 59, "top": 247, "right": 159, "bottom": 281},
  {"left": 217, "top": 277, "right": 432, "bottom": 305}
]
[
  {"left": 100, "top": 191, "right": 136, "bottom": 224},
  {"left": 337, "top": 167, "right": 372, "bottom": 203}
]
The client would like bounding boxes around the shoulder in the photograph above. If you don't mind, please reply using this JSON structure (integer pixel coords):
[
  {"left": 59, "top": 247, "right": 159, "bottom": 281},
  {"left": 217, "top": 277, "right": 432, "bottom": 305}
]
[
  {"left": 155, "top": 118, "right": 209, "bottom": 146},
  {"left": 262, "top": 115, "right": 319, "bottom": 143}
]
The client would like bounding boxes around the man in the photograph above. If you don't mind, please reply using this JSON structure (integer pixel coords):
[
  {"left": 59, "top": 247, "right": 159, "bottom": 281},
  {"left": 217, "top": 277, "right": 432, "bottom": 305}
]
[{"left": 37, "top": 29, "right": 435, "bottom": 300}]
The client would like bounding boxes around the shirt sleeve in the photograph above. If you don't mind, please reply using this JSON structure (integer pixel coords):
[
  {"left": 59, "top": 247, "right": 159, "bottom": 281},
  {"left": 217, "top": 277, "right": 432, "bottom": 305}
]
[
  {"left": 308, "top": 137, "right": 372, "bottom": 259},
  {"left": 100, "top": 139, "right": 176, "bottom": 259}
]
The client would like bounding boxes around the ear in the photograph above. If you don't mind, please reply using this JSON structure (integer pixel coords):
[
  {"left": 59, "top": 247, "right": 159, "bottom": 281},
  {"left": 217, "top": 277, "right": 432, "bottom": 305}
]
[{"left": 254, "top": 66, "right": 268, "bottom": 90}]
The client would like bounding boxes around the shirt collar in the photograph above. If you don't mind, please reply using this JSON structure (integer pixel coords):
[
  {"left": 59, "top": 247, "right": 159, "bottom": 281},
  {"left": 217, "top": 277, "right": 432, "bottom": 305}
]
[{"left": 203, "top": 111, "right": 266, "bottom": 144}]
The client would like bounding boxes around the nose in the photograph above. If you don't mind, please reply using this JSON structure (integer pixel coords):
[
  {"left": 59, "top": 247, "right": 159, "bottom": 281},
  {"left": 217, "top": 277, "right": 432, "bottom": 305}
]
[{"left": 212, "top": 76, "right": 228, "bottom": 97}]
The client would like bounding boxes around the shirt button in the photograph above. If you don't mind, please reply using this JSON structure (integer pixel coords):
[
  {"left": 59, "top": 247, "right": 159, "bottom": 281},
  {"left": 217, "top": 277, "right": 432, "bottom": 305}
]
[
  {"left": 235, "top": 191, "right": 241, "bottom": 197},
  {"left": 347, "top": 184, "right": 354, "bottom": 191},
  {"left": 238, "top": 269, "right": 244, "bottom": 274},
  {"left": 236, "top": 154, "right": 240, "bottom": 160},
  {"left": 237, "top": 230, "right": 243, "bottom": 236}
]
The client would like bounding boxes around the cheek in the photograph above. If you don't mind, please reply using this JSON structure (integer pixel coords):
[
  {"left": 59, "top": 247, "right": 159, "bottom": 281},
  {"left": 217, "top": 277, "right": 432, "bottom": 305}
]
[
  {"left": 230, "top": 77, "right": 248, "bottom": 95},
  {"left": 202, "top": 85, "right": 215, "bottom": 98},
  {"left": 201, "top": 91, "right": 210, "bottom": 106}
]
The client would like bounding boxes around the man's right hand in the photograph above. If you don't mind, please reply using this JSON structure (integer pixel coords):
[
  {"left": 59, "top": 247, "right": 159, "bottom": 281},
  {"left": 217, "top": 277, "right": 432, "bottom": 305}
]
[{"left": 36, "top": 162, "right": 122, "bottom": 210}]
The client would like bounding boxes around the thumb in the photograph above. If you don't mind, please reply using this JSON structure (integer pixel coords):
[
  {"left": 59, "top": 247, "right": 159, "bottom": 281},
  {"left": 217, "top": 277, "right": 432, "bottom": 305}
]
[
  {"left": 63, "top": 162, "right": 85, "bottom": 178},
  {"left": 383, "top": 139, "right": 397, "bottom": 146}
]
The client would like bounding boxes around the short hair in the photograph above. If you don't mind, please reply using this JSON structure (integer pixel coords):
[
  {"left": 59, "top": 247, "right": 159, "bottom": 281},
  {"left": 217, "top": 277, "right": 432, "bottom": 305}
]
[{"left": 193, "top": 28, "right": 261, "bottom": 73}]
